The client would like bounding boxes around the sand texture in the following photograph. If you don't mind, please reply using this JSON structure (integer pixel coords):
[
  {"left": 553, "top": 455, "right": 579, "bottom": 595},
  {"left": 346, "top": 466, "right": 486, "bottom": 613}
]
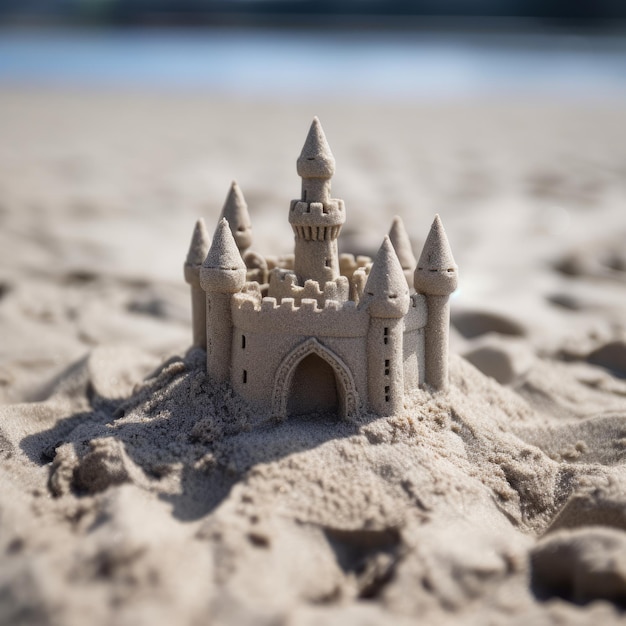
[{"left": 1, "top": 90, "right": 626, "bottom": 625}]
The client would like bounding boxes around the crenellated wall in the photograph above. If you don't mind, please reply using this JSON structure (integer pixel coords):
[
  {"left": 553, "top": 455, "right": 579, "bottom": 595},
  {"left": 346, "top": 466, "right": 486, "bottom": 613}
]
[
  {"left": 230, "top": 292, "right": 370, "bottom": 413},
  {"left": 339, "top": 253, "right": 371, "bottom": 280},
  {"left": 226, "top": 289, "right": 429, "bottom": 416},
  {"left": 232, "top": 292, "right": 370, "bottom": 337},
  {"left": 266, "top": 254, "right": 295, "bottom": 271},
  {"left": 268, "top": 269, "right": 350, "bottom": 306}
]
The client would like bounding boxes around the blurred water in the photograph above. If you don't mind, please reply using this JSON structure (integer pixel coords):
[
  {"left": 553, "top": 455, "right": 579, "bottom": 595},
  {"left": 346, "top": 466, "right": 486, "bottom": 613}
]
[{"left": 1, "top": 28, "right": 626, "bottom": 98}]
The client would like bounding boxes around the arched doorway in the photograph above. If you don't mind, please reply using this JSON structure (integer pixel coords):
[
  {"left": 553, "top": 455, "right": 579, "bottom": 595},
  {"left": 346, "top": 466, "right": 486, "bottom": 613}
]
[
  {"left": 271, "top": 338, "right": 359, "bottom": 420},
  {"left": 287, "top": 353, "right": 338, "bottom": 416}
]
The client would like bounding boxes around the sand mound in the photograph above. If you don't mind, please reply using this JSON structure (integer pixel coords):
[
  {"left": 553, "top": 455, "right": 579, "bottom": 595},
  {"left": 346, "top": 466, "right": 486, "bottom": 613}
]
[
  {"left": 588, "top": 341, "right": 626, "bottom": 378},
  {"left": 532, "top": 527, "right": 626, "bottom": 604},
  {"left": 463, "top": 336, "right": 534, "bottom": 385},
  {"left": 548, "top": 481, "right": 626, "bottom": 533},
  {"left": 2, "top": 344, "right": 626, "bottom": 625},
  {"left": 452, "top": 310, "right": 527, "bottom": 340}
]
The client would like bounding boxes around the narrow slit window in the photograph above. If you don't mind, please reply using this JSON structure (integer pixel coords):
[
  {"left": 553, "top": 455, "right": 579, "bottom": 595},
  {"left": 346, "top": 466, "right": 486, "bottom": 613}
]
[
  {"left": 325, "top": 258, "right": 331, "bottom": 267},
  {"left": 384, "top": 385, "right": 390, "bottom": 402},
  {"left": 303, "top": 190, "right": 307, "bottom": 201},
  {"left": 241, "top": 334, "right": 246, "bottom": 349},
  {"left": 383, "top": 327, "right": 389, "bottom": 344},
  {"left": 243, "top": 370, "right": 247, "bottom": 384},
  {"left": 384, "top": 359, "right": 390, "bottom": 376}
]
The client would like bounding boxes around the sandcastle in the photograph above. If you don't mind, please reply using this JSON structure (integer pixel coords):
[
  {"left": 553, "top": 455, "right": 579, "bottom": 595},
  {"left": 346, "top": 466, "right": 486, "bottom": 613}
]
[{"left": 184, "top": 118, "right": 458, "bottom": 419}]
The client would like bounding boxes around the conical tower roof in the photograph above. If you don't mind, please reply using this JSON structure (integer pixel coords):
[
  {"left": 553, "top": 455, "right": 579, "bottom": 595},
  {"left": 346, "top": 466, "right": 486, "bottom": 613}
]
[
  {"left": 219, "top": 180, "right": 252, "bottom": 252},
  {"left": 185, "top": 218, "right": 211, "bottom": 266},
  {"left": 414, "top": 215, "right": 458, "bottom": 296},
  {"left": 297, "top": 117, "right": 336, "bottom": 179},
  {"left": 417, "top": 215, "right": 456, "bottom": 271},
  {"left": 388, "top": 215, "right": 416, "bottom": 271},
  {"left": 363, "top": 236, "right": 410, "bottom": 318},
  {"left": 203, "top": 218, "right": 246, "bottom": 271}
]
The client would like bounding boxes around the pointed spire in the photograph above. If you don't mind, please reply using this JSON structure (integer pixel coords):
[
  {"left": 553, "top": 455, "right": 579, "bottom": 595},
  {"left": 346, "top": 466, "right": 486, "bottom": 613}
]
[
  {"left": 185, "top": 218, "right": 211, "bottom": 266},
  {"left": 414, "top": 215, "right": 458, "bottom": 296},
  {"left": 203, "top": 218, "right": 246, "bottom": 271},
  {"left": 363, "top": 236, "right": 410, "bottom": 318},
  {"left": 297, "top": 117, "right": 335, "bottom": 179},
  {"left": 388, "top": 216, "right": 416, "bottom": 271},
  {"left": 417, "top": 215, "right": 456, "bottom": 272},
  {"left": 219, "top": 181, "right": 252, "bottom": 252}
]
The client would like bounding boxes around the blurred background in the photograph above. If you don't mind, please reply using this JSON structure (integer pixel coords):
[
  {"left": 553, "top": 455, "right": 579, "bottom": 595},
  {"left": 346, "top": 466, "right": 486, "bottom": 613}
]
[
  {"left": 1, "top": 0, "right": 626, "bottom": 26},
  {"left": 1, "top": 1, "right": 626, "bottom": 401},
  {"left": 1, "top": 1, "right": 626, "bottom": 96}
]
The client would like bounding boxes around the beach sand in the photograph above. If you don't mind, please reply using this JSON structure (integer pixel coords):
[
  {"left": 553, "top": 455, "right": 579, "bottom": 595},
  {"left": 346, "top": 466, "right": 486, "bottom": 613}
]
[{"left": 1, "top": 89, "right": 626, "bottom": 624}]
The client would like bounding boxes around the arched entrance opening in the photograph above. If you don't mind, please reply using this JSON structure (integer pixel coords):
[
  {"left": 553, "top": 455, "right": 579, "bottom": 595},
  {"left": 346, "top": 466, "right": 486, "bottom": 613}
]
[
  {"left": 287, "top": 353, "right": 339, "bottom": 417},
  {"left": 271, "top": 338, "right": 358, "bottom": 420}
]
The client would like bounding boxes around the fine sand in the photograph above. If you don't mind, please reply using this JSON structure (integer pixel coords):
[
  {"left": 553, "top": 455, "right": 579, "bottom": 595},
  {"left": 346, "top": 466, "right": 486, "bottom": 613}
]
[{"left": 1, "top": 89, "right": 626, "bottom": 625}]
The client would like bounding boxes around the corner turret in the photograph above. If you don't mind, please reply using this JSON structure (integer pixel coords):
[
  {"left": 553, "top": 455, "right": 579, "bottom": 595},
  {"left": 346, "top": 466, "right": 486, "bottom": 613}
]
[
  {"left": 414, "top": 215, "right": 458, "bottom": 391},
  {"left": 290, "top": 118, "right": 345, "bottom": 285},
  {"left": 184, "top": 218, "right": 211, "bottom": 349},
  {"left": 200, "top": 218, "right": 247, "bottom": 294},
  {"left": 219, "top": 180, "right": 252, "bottom": 255},
  {"left": 200, "top": 218, "right": 246, "bottom": 383},
  {"left": 364, "top": 237, "right": 410, "bottom": 416},
  {"left": 388, "top": 215, "right": 417, "bottom": 288}
]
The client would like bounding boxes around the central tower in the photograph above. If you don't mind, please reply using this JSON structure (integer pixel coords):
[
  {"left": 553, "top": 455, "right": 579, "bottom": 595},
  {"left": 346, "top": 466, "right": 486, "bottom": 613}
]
[{"left": 289, "top": 117, "right": 345, "bottom": 285}]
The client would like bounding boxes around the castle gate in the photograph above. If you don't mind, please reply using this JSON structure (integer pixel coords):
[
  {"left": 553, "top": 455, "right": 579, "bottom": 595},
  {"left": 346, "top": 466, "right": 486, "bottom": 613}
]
[{"left": 271, "top": 338, "right": 358, "bottom": 420}]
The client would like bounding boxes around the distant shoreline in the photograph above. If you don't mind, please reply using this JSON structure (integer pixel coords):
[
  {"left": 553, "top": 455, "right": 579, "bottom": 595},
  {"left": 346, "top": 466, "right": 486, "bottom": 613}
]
[{"left": 1, "top": 27, "right": 626, "bottom": 99}]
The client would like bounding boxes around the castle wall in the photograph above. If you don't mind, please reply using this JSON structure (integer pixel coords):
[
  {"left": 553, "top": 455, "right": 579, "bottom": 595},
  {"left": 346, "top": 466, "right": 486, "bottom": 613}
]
[
  {"left": 226, "top": 291, "right": 429, "bottom": 415},
  {"left": 229, "top": 294, "right": 370, "bottom": 413},
  {"left": 403, "top": 328, "right": 425, "bottom": 390},
  {"left": 231, "top": 331, "right": 368, "bottom": 413},
  {"left": 403, "top": 293, "right": 427, "bottom": 390},
  {"left": 405, "top": 293, "right": 428, "bottom": 331}
]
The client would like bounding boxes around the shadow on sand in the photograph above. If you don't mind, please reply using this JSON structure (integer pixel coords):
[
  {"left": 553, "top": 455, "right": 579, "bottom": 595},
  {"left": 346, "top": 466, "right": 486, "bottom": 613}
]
[{"left": 20, "top": 361, "right": 375, "bottom": 521}]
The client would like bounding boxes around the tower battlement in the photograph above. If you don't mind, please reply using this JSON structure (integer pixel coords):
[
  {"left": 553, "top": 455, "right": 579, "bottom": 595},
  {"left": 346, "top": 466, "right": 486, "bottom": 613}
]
[
  {"left": 289, "top": 200, "right": 345, "bottom": 231},
  {"left": 184, "top": 118, "right": 458, "bottom": 419}
]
